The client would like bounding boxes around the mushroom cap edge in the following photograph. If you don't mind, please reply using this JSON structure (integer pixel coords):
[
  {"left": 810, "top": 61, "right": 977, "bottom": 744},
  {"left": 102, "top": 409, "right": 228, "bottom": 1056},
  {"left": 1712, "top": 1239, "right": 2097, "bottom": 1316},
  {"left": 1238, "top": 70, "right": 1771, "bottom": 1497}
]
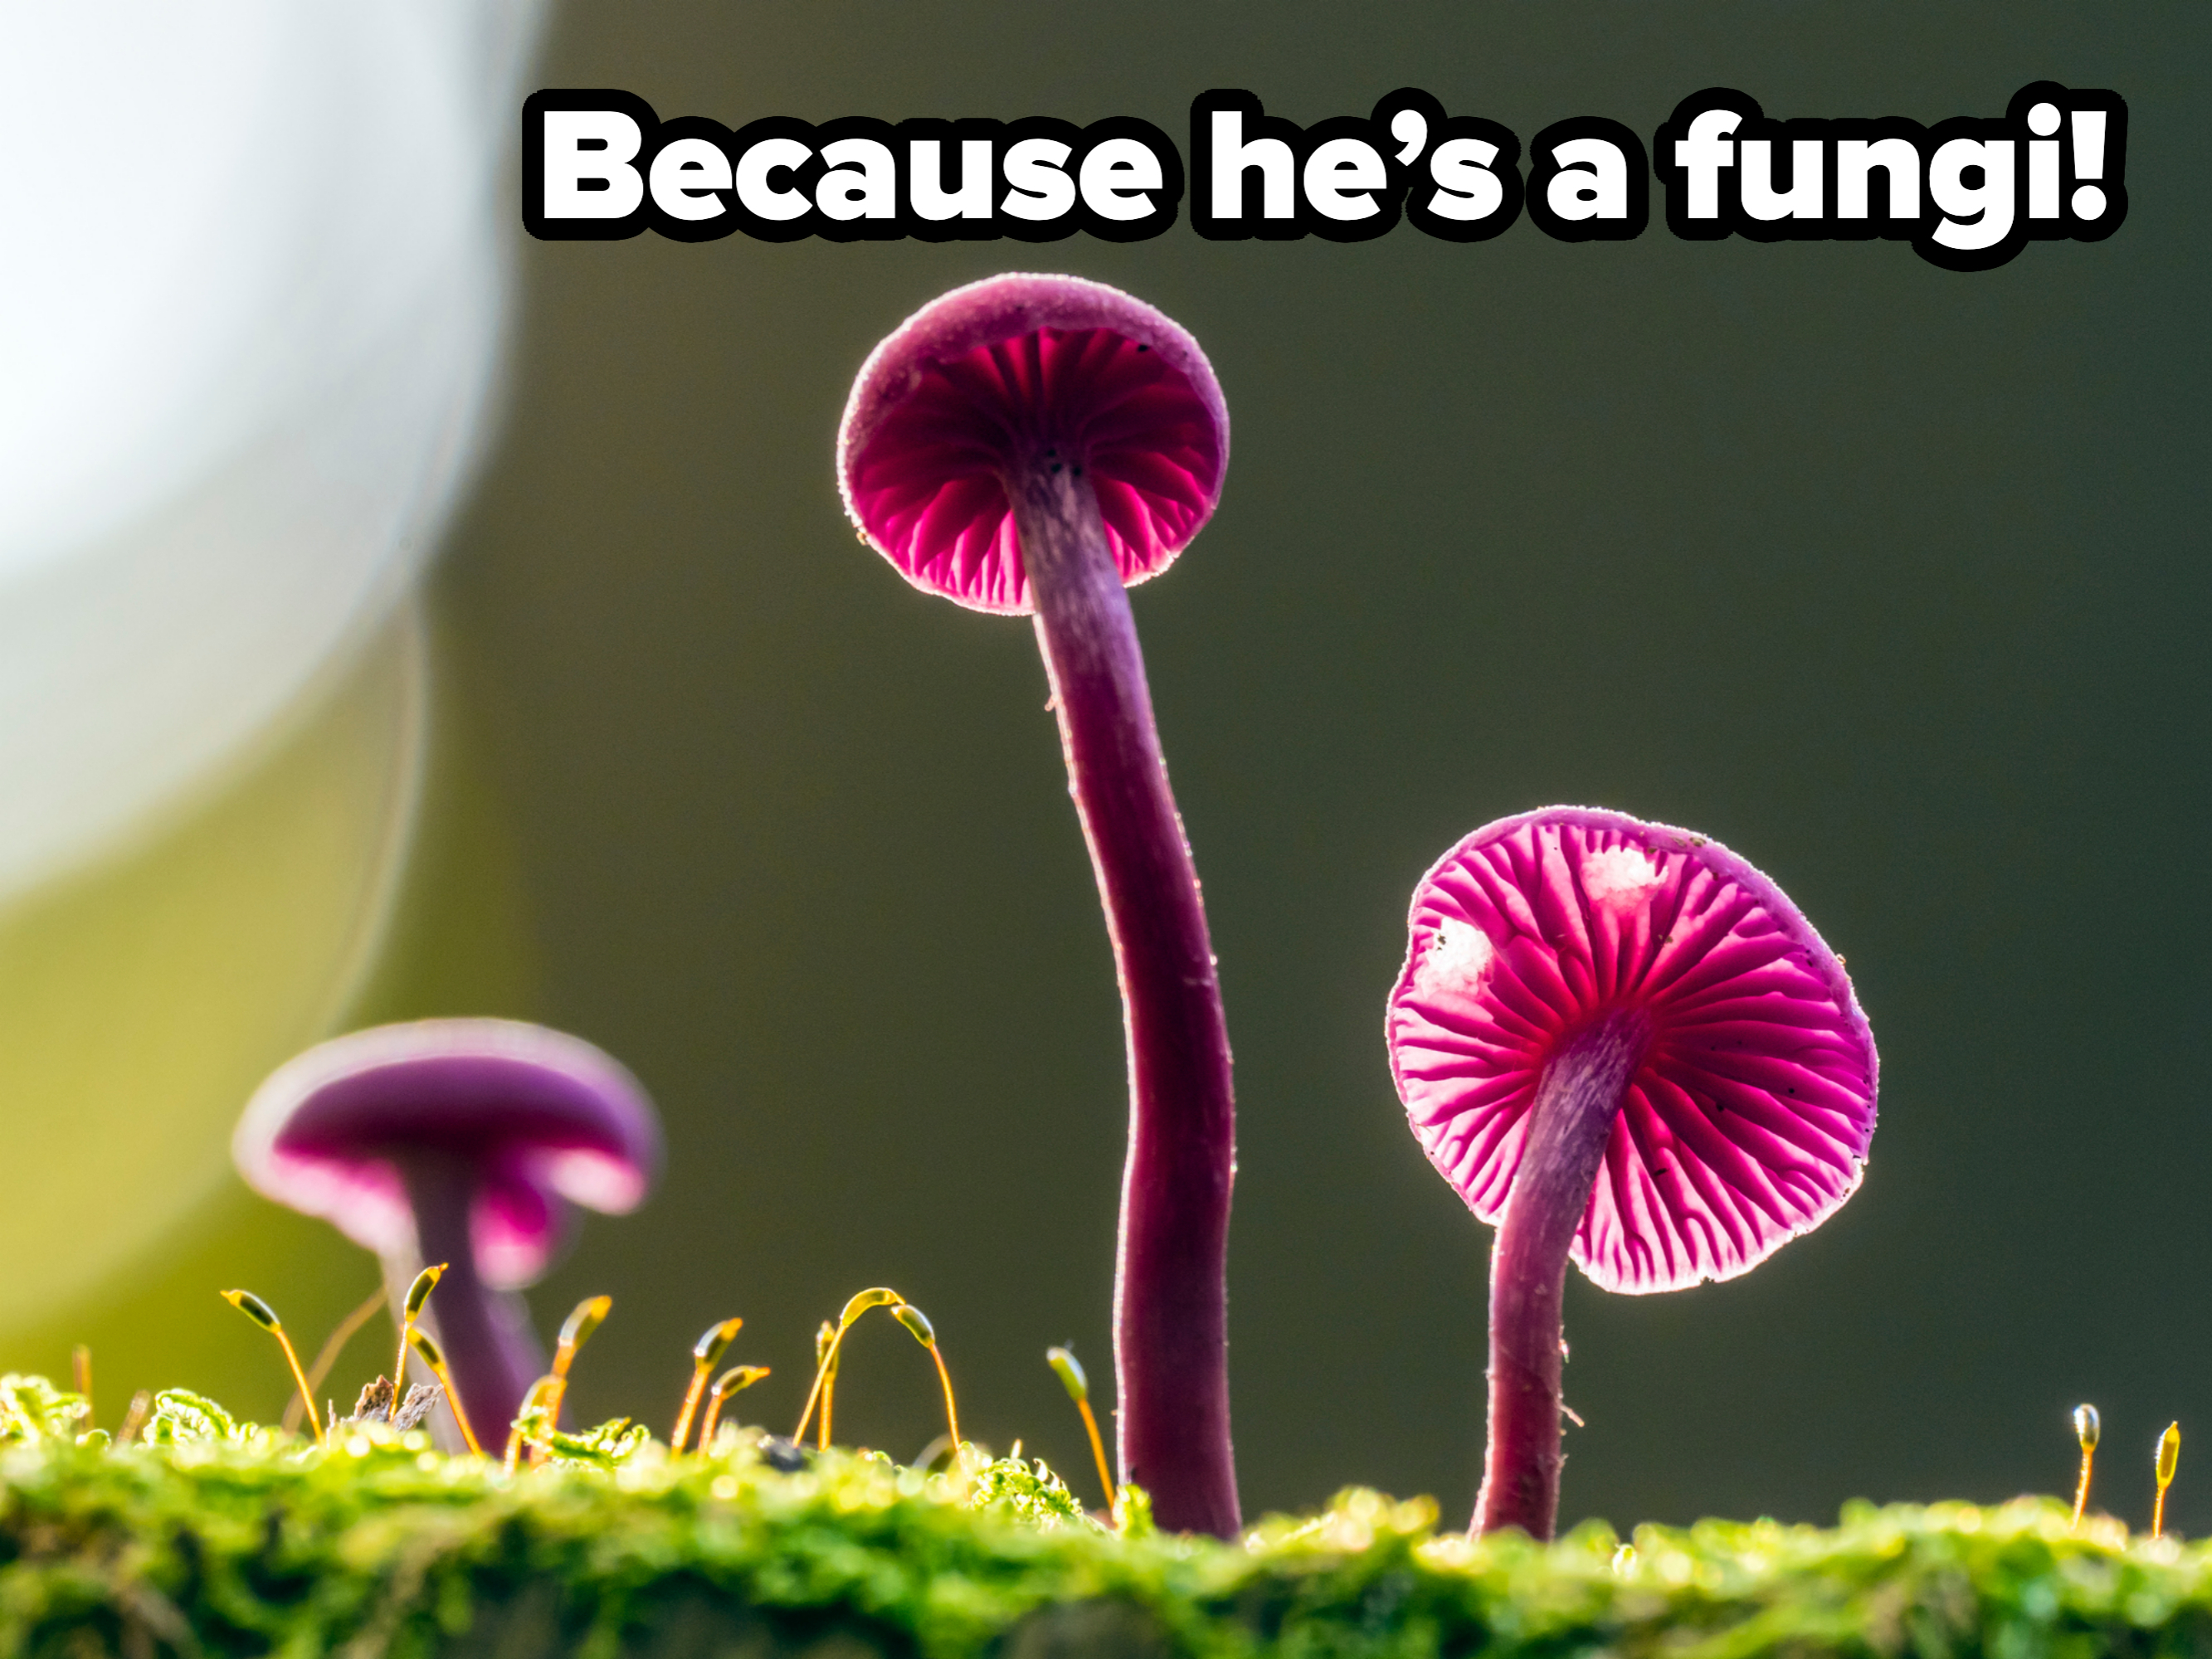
[{"left": 1386, "top": 805, "right": 1878, "bottom": 1296}]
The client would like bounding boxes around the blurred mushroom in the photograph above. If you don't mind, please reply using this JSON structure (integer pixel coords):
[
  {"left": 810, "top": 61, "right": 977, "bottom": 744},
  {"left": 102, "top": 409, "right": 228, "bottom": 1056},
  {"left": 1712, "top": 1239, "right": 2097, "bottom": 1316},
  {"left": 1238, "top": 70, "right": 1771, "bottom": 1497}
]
[
  {"left": 1386, "top": 807, "right": 1876, "bottom": 1538},
  {"left": 837, "top": 274, "right": 1238, "bottom": 1535},
  {"left": 233, "top": 1018, "right": 661, "bottom": 1443}
]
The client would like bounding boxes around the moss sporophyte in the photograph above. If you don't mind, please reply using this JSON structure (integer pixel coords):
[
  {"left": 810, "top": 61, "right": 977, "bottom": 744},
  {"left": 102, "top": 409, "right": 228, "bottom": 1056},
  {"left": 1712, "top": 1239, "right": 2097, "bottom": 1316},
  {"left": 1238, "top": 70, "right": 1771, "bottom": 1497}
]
[{"left": 3, "top": 1371, "right": 2212, "bottom": 1659}]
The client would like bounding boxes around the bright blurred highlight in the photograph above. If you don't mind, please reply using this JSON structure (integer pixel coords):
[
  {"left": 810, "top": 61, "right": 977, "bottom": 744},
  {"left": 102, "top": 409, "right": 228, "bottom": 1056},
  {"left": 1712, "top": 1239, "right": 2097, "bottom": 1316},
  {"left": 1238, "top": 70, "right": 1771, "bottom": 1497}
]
[{"left": 0, "top": 3, "right": 541, "bottom": 898}]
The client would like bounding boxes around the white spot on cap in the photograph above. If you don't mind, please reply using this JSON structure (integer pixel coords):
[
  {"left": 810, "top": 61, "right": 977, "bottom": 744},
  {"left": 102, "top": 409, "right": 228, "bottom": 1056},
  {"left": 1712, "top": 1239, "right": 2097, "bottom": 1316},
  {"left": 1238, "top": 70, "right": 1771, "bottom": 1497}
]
[
  {"left": 1582, "top": 845, "right": 1665, "bottom": 907},
  {"left": 1417, "top": 917, "right": 1494, "bottom": 994}
]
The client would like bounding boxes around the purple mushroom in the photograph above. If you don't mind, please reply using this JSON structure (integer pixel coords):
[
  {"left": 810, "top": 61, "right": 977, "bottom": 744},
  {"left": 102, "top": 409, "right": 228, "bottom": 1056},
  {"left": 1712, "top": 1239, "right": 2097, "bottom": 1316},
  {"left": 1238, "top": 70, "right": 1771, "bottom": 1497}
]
[
  {"left": 838, "top": 273, "right": 1238, "bottom": 1535},
  {"left": 1386, "top": 807, "right": 1876, "bottom": 1538},
  {"left": 233, "top": 1018, "right": 661, "bottom": 1445}
]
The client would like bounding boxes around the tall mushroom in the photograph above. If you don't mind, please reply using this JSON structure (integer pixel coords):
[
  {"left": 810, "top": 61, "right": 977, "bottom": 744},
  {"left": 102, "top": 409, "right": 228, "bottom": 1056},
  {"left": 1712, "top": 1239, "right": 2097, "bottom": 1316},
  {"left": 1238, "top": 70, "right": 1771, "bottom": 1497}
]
[
  {"left": 1386, "top": 807, "right": 1877, "bottom": 1538},
  {"left": 837, "top": 274, "right": 1238, "bottom": 1535},
  {"left": 233, "top": 1018, "right": 661, "bottom": 1445}
]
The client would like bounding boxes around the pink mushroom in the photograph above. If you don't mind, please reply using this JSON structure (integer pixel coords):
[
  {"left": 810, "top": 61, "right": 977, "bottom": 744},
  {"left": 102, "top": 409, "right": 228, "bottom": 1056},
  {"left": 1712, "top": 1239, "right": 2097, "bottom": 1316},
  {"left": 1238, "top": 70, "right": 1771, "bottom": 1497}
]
[
  {"left": 838, "top": 273, "right": 1237, "bottom": 1535},
  {"left": 233, "top": 1019, "right": 661, "bottom": 1445},
  {"left": 1386, "top": 806, "right": 1876, "bottom": 1538}
]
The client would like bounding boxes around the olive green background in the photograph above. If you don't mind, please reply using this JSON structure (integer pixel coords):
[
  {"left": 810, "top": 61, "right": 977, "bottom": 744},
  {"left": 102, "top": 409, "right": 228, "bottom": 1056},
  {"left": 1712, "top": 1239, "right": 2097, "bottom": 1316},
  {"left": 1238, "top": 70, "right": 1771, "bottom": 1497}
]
[{"left": 27, "top": 3, "right": 2208, "bottom": 1538}]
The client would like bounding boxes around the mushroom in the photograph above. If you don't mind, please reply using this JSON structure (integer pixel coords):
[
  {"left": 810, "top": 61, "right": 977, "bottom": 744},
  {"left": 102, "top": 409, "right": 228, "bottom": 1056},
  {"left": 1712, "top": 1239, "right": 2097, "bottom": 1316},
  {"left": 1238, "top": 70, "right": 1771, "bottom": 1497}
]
[
  {"left": 232, "top": 1018, "right": 661, "bottom": 1447},
  {"left": 1386, "top": 807, "right": 1876, "bottom": 1538},
  {"left": 837, "top": 274, "right": 1238, "bottom": 1535}
]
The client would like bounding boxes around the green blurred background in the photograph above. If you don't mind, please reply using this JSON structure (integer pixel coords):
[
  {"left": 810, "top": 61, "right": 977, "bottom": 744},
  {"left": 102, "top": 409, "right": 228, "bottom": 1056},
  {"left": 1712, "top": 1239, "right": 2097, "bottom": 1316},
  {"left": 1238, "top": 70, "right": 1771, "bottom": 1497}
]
[{"left": 14, "top": 2, "right": 2208, "bottom": 1538}]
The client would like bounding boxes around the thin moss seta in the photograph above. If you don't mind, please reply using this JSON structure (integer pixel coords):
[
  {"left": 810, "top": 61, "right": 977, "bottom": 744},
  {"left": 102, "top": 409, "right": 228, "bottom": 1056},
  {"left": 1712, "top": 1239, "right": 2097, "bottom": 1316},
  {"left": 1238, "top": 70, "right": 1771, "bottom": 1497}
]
[
  {"left": 221, "top": 1290, "right": 324, "bottom": 1443},
  {"left": 2070, "top": 1404, "right": 2100, "bottom": 1528},
  {"left": 534, "top": 1295, "right": 613, "bottom": 1466},
  {"left": 390, "top": 1263, "right": 446, "bottom": 1409},
  {"left": 114, "top": 1389, "right": 152, "bottom": 1448},
  {"left": 70, "top": 1345, "right": 91, "bottom": 1433},
  {"left": 697, "top": 1365, "right": 771, "bottom": 1452},
  {"left": 504, "top": 1375, "right": 559, "bottom": 1473},
  {"left": 285, "top": 1287, "right": 387, "bottom": 1437},
  {"left": 2154, "top": 1421, "right": 2181, "bottom": 1540},
  {"left": 1047, "top": 1346, "right": 1115, "bottom": 1511},
  {"left": 671, "top": 1318, "right": 743, "bottom": 1452},
  {"left": 893, "top": 1304, "right": 960, "bottom": 1452},
  {"left": 795, "top": 1290, "right": 900, "bottom": 1450},
  {"left": 406, "top": 1325, "right": 483, "bottom": 1456}
]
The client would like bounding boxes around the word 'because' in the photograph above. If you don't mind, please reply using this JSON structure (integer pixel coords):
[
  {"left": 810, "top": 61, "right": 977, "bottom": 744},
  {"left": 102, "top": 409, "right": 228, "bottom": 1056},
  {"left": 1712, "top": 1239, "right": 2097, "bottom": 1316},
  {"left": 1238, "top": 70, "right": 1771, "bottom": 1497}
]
[{"left": 524, "top": 84, "right": 2127, "bottom": 271}]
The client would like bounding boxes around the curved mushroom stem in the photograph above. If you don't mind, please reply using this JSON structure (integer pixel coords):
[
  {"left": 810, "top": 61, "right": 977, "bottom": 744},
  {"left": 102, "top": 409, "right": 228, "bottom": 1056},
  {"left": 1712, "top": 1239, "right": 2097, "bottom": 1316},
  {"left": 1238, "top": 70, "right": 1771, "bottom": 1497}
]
[
  {"left": 1477, "top": 1010, "right": 1649, "bottom": 1540},
  {"left": 1009, "top": 458, "right": 1240, "bottom": 1540},
  {"left": 395, "top": 1153, "right": 548, "bottom": 1449}
]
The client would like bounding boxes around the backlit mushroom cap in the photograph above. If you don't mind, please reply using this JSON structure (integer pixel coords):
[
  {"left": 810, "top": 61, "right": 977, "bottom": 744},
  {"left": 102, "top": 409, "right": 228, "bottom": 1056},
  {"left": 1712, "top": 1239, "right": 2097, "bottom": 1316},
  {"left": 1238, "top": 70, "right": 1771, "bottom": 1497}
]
[
  {"left": 1387, "top": 807, "right": 1876, "bottom": 1293},
  {"left": 836, "top": 272, "right": 1229, "bottom": 615},
  {"left": 233, "top": 1019, "right": 660, "bottom": 1288}
]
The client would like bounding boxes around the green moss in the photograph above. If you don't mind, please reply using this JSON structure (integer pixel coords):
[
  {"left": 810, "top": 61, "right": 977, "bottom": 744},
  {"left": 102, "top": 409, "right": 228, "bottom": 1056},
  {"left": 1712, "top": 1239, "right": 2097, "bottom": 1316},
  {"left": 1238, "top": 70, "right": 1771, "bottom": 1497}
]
[{"left": 0, "top": 1374, "right": 2205, "bottom": 1658}]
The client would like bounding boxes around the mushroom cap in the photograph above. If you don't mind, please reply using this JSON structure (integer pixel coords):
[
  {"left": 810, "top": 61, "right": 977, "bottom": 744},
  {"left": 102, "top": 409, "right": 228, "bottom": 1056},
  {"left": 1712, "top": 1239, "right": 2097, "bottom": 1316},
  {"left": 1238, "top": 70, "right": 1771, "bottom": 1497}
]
[
  {"left": 836, "top": 272, "right": 1229, "bottom": 615},
  {"left": 1386, "top": 807, "right": 1876, "bottom": 1295},
  {"left": 233, "top": 1019, "right": 662, "bottom": 1289}
]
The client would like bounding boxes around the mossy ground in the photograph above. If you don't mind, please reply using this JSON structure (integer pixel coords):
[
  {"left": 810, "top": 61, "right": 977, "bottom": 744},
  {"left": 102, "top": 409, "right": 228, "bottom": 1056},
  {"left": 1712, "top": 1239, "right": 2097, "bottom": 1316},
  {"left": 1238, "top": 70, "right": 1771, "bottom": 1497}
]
[{"left": 0, "top": 1376, "right": 2204, "bottom": 1659}]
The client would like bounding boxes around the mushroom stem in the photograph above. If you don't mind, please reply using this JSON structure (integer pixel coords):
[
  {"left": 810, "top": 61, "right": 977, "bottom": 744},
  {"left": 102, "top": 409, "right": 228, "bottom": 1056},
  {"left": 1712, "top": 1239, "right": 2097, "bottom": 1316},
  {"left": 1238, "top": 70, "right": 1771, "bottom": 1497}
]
[
  {"left": 1008, "top": 460, "right": 1239, "bottom": 1539},
  {"left": 1477, "top": 1011, "right": 1649, "bottom": 1540},
  {"left": 396, "top": 1153, "right": 548, "bottom": 1448}
]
